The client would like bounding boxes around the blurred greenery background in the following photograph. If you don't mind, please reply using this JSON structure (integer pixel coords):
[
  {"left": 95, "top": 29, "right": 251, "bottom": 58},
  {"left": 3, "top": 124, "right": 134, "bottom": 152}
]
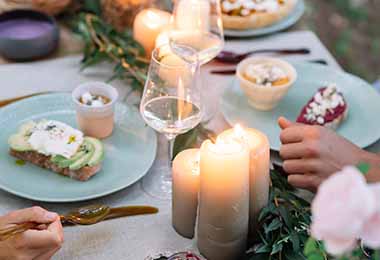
[{"left": 295, "top": 0, "right": 379, "bottom": 82}]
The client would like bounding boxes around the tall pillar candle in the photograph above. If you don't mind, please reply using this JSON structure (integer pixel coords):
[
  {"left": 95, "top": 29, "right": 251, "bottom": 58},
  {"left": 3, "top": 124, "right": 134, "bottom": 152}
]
[
  {"left": 218, "top": 126, "right": 270, "bottom": 242},
  {"left": 133, "top": 8, "right": 171, "bottom": 57},
  {"left": 172, "top": 149, "right": 200, "bottom": 239},
  {"left": 197, "top": 139, "right": 250, "bottom": 260}
]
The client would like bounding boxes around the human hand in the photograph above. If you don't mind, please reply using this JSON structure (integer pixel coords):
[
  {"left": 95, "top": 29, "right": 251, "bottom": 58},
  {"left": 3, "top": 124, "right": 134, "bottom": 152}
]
[
  {"left": 0, "top": 206, "right": 63, "bottom": 260},
  {"left": 278, "top": 117, "right": 366, "bottom": 191}
]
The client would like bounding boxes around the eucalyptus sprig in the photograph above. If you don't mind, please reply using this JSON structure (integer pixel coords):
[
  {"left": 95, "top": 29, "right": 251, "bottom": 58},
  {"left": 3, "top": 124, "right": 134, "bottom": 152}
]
[
  {"left": 247, "top": 169, "right": 312, "bottom": 260},
  {"left": 71, "top": 13, "right": 149, "bottom": 90}
]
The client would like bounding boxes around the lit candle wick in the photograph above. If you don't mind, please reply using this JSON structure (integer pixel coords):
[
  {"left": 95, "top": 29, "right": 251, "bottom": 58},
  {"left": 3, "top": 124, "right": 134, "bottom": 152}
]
[{"left": 233, "top": 124, "right": 246, "bottom": 139}]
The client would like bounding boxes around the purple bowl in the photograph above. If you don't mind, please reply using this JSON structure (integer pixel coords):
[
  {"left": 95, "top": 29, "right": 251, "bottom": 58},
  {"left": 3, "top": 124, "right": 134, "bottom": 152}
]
[{"left": 0, "top": 9, "right": 59, "bottom": 61}]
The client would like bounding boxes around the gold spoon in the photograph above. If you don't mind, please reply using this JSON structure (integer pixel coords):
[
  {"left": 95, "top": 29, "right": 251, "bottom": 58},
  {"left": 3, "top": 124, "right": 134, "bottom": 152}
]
[
  {"left": 0, "top": 204, "right": 158, "bottom": 241},
  {"left": 0, "top": 92, "right": 51, "bottom": 108}
]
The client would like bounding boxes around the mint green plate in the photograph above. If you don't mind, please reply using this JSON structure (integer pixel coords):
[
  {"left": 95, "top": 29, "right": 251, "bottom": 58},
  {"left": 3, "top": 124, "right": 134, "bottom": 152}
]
[
  {"left": 221, "top": 62, "right": 380, "bottom": 151},
  {"left": 224, "top": 0, "right": 305, "bottom": 38},
  {"left": 0, "top": 94, "right": 157, "bottom": 202}
]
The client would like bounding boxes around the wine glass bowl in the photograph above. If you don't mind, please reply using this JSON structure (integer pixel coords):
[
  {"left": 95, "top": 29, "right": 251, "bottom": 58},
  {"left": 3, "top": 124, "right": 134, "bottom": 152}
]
[
  {"left": 140, "top": 44, "right": 202, "bottom": 199},
  {"left": 169, "top": 0, "right": 224, "bottom": 65}
]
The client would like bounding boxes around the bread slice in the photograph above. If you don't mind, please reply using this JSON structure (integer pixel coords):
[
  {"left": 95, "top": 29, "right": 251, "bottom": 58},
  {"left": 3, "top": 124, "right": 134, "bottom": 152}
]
[
  {"left": 10, "top": 149, "right": 101, "bottom": 181},
  {"left": 296, "top": 86, "right": 348, "bottom": 130},
  {"left": 222, "top": 0, "right": 297, "bottom": 30},
  {"left": 8, "top": 120, "right": 104, "bottom": 181}
]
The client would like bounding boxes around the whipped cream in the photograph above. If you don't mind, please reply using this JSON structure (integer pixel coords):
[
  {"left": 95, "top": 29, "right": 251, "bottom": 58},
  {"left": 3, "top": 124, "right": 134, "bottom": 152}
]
[
  {"left": 28, "top": 120, "right": 84, "bottom": 159},
  {"left": 304, "top": 84, "right": 345, "bottom": 124},
  {"left": 80, "top": 92, "right": 110, "bottom": 107},
  {"left": 245, "top": 63, "right": 287, "bottom": 87},
  {"left": 222, "top": 0, "right": 281, "bottom": 16}
]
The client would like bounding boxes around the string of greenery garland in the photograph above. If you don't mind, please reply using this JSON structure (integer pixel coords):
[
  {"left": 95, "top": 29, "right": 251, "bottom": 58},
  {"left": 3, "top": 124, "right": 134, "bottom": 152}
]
[{"left": 65, "top": 3, "right": 375, "bottom": 259}]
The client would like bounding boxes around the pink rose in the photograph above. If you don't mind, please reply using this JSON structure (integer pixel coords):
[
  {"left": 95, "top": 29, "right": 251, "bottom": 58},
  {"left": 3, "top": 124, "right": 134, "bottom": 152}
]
[
  {"left": 360, "top": 183, "right": 380, "bottom": 248},
  {"left": 311, "top": 166, "right": 376, "bottom": 255}
]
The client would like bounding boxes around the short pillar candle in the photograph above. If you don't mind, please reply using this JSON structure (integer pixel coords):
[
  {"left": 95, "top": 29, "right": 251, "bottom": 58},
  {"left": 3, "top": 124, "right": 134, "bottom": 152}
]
[{"left": 172, "top": 149, "right": 200, "bottom": 238}]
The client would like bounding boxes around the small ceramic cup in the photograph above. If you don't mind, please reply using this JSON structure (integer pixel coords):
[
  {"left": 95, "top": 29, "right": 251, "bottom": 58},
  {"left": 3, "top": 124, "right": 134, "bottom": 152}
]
[
  {"left": 236, "top": 57, "right": 297, "bottom": 111},
  {"left": 0, "top": 9, "right": 59, "bottom": 61},
  {"left": 72, "top": 82, "right": 119, "bottom": 139}
]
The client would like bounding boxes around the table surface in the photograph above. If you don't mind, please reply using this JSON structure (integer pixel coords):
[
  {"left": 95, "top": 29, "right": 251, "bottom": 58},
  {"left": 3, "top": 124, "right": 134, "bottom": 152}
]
[{"left": 0, "top": 30, "right": 379, "bottom": 260}]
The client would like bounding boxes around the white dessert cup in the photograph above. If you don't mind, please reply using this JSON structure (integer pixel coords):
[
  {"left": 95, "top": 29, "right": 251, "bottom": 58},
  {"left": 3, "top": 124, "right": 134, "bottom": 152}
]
[
  {"left": 236, "top": 57, "right": 297, "bottom": 111},
  {"left": 72, "top": 82, "right": 119, "bottom": 139}
]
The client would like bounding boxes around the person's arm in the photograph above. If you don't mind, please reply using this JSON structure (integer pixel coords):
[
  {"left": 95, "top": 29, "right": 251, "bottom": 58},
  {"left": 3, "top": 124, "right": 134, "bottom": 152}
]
[
  {"left": 0, "top": 207, "right": 63, "bottom": 260},
  {"left": 278, "top": 117, "right": 380, "bottom": 191}
]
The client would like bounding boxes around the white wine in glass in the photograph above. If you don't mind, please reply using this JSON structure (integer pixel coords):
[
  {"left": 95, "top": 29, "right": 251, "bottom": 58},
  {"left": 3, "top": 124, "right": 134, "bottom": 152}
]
[
  {"left": 140, "top": 44, "right": 202, "bottom": 200},
  {"left": 169, "top": 0, "right": 224, "bottom": 65}
]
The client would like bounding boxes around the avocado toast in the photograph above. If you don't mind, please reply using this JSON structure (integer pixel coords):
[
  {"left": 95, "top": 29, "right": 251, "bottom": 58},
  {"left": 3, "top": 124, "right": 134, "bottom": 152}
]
[{"left": 8, "top": 120, "right": 104, "bottom": 181}]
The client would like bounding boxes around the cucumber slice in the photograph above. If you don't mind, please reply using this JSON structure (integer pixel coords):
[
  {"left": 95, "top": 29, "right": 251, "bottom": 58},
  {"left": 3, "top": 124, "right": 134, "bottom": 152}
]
[
  {"left": 85, "top": 137, "right": 104, "bottom": 167},
  {"left": 69, "top": 142, "right": 94, "bottom": 171},
  {"left": 57, "top": 151, "right": 87, "bottom": 169},
  {"left": 8, "top": 134, "right": 32, "bottom": 151}
]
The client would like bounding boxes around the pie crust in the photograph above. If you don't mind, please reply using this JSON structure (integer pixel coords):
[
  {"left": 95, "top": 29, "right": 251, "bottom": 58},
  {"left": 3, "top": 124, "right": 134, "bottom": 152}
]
[{"left": 222, "top": 0, "right": 298, "bottom": 30}]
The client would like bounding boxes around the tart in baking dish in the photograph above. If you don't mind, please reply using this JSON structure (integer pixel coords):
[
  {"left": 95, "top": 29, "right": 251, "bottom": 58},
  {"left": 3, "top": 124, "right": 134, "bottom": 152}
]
[{"left": 221, "top": 0, "right": 298, "bottom": 30}]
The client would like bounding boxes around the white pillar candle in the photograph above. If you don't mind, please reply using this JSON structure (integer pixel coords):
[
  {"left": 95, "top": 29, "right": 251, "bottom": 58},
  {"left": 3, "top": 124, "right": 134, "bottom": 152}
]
[
  {"left": 197, "top": 139, "right": 250, "bottom": 260},
  {"left": 218, "top": 126, "right": 270, "bottom": 242},
  {"left": 133, "top": 8, "right": 171, "bottom": 57},
  {"left": 172, "top": 149, "right": 200, "bottom": 239}
]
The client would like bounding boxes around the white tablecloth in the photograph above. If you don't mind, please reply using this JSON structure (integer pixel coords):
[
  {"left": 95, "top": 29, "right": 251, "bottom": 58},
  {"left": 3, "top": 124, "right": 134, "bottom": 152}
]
[{"left": 0, "top": 30, "right": 377, "bottom": 260}]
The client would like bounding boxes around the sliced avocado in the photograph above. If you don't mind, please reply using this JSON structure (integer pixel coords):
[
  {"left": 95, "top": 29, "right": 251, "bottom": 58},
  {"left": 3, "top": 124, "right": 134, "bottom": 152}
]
[
  {"left": 69, "top": 142, "right": 94, "bottom": 171},
  {"left": 85, "top": 137, "right": 104, "bottom": 167},
  {"left": 51, "top": 155, "right": 66, "bottom": 164},
  {"left": 8, "top": 134, "right": 32, "bottom": 152},
  {"left": 57, "top": 151, "right": 87, "bottom": 169}
]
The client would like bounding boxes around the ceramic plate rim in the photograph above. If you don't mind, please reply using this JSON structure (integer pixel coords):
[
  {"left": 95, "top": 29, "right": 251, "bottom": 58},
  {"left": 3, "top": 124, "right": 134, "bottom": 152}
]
[{"left": 0, "top": 93, "right": 157, "bottom": 203}]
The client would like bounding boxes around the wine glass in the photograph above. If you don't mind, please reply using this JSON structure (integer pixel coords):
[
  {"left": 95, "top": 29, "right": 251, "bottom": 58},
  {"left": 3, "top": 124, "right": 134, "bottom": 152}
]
[
  {"left": 168, "top": 0, "right": 225, "bottom": 65},
  {"left": 140, "top": 44, "right": 202, "bottom": 200}
]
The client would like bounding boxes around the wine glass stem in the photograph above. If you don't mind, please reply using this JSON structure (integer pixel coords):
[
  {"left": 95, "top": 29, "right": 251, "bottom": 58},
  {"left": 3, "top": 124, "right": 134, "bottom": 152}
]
[{"left": 167, "top": 137, "right": 175, "bottom": 169}]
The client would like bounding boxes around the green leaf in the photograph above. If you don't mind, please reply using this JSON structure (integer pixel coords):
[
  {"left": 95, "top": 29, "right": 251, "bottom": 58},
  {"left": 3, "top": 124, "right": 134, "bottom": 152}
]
[
  {"left": 82, "top": 0, "right": 102, "bottom": 16},
  {"left": 307, "top": 253, "right": 325, "bottom": 260},
  {"left": 254, "top": 244, "right": 272, "bottom": 254},
  {"left": 172, "top": 127, "right": 199, "bottom": 159},
  {"left": 265, "top": 219, "right": 282, "bottom": 233},
  {"left": 357, "top": 162, "right": 370, "bottom": 175},
  {"left": 304, "top": 238, "right": 318, "bottom": 256},
  {"left": 270, "top": 242, "right": 283, "bottom": 255},
  {"left": 279, "top": 206, "right": 293, "bottom": 228},
  {"left": 290, "top": 231, "right": 300, "bottom": 252},
  {"left": 374, "top": 250, "right": 380, "bottom": 260}
]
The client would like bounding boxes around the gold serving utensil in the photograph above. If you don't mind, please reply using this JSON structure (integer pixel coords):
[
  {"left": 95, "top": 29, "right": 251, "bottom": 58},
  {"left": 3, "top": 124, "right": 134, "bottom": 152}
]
[
  {"left": 0, "top": 204, "right": 159, "bottom": 241},
  {"left": 0, "top": 92, "right": 51, "bottom": 108}
]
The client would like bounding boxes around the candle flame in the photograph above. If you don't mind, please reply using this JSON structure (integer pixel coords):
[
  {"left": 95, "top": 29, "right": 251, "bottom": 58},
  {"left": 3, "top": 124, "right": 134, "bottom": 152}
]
[
  {"left": 233, "top": 124, "right": 246, "bottom": 138},
  {"left": 145, "top": 10, "right": 168, "bottom": 29}
]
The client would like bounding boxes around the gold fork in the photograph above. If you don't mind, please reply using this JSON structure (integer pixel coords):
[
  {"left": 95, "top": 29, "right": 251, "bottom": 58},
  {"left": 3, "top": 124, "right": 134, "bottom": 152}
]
[{"left": 0, "top": 92, "right": 52, "bottom": 108}]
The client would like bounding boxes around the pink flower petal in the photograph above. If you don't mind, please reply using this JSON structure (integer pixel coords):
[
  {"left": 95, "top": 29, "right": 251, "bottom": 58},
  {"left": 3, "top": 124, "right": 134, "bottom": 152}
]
[
  {"left": 311, "top": 167, "right": 375, "bottom": 240},
  {"left": 324, "top": 238, "right": 357, "bottom": 256},
  {"left": 361, "top": 184, "right": 380, "bottom": 248},
  {"left": 361, "top": 212, "right": 380, "bottom": 248}
]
